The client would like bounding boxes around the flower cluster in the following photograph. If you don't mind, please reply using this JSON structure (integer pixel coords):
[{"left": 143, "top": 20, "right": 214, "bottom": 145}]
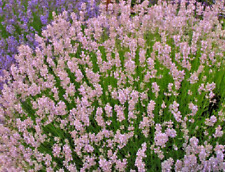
[
  {"left": 0, "top": 0, "right": 100, "bottom": 90},
  {"left": 0, "top": 0, "right": 225, "bottom": 171}
]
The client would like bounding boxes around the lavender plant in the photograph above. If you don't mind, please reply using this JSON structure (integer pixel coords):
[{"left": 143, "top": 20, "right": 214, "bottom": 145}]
[
  {"left": 113, "top": 0, "right": 217, "bottom": 7},
  {"left": 0, "top": 0, "right": 225, "bottom": 171},
  {"left": 0, "top": 0, "right": 100, "bottom": 90}
]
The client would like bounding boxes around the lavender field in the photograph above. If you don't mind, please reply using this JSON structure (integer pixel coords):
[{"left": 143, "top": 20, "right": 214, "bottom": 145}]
[{"left": 0, "top": 0, "right": 225, "bottom": 171}]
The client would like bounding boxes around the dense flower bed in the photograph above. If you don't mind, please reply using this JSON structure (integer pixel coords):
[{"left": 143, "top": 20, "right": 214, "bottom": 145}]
[
  {"left": 0, "top": 0, "right": 100, "bottom": 90},
  {"left": 0, "top": 0, "right": 225, "bottom": 171}
]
